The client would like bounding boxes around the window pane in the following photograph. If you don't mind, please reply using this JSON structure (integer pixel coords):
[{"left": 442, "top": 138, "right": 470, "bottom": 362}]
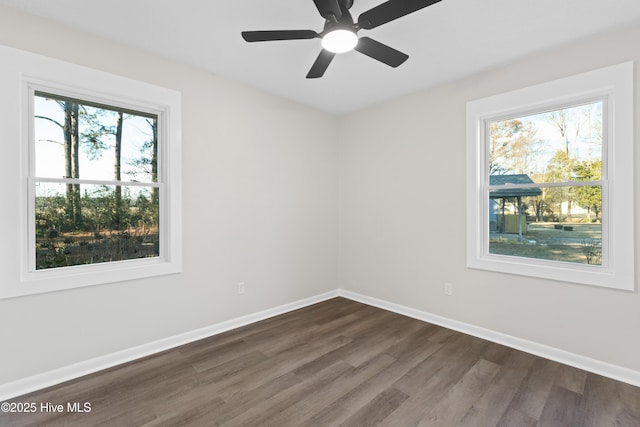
[
  {"left": 34, "top": 93, "right": 158, "bottom": 183},
  {"left": 489, "top": 185, "right": 602, "bottom": 265},
  {"left": 35, "top": 182, "right": 159, "bottom": 270},
  {"left": 489, "top": 101, "right": 603, "bottom": 184}
]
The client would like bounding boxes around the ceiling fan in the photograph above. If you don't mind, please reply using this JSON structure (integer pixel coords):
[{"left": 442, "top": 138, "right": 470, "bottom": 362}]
[{"left": 241, "top": 0, "right": 442, "bottom": 78}]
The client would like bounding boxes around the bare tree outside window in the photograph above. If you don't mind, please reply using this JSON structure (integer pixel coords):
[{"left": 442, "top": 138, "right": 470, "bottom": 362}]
[
  {"left": 487, "top": 101, "right": 603, "bottom": 265},
  {"left": 34, "top": 92, "right": 160, "bottom": 269}
]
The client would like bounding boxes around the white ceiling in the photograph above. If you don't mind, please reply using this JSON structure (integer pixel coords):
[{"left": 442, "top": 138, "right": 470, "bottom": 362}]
[{"left": 1, "top": 0, "right": 639, "bottom": 114}]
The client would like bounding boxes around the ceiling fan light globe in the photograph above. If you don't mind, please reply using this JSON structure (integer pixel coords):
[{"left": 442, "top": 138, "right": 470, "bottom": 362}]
[{"left": 321, "top": 29, "right": 358, "bottom": 53}]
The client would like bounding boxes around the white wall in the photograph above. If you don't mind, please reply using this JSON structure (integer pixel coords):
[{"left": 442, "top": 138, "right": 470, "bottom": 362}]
[
  {"left": 0, "top": 7, "right": 339, "bottom": 384},
  {"left": 339, "top": 24, "right": 640, "bottom": 372}
]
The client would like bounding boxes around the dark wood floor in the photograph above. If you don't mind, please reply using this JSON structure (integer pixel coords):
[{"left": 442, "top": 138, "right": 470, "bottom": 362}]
[{"left": 2, "top": 297, "right": 640, "bottom": 426}]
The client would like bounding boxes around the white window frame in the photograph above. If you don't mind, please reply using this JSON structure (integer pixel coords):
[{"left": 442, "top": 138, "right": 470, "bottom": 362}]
[
  {"left": 0, "top": 45, "right": 182, "bottom": 299},
  {"left": 466, "top": 62, "right": 634, "bottom": 290}
]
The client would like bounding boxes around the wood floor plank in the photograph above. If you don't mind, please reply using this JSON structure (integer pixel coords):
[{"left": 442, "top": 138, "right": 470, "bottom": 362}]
[
  {"left": 154, "top": 372, "right": 302, "bottom": 427},
  {"left": 305, "top": 329, "right": 445, "bottom": 426},
  {"left": 185, "top": 338, "right": 253, "bottom": 372},
  {"left": 240, "top": 310, "right": 362, "bottom": 357},
  {"left": 190, "top": 350, "right": 268, "bottom": 380},
  {"left": 2, "top": 297, "right": 640, "bottom": 427},
  {"left": 292, "top": 310, "right": 420, "bottom": 379},
  {"left": 416, "top": 358, "right": 501, "bottom": 427},
  {"left": 538, "top": 385, "right": 582, "bottom": 427},
  {"left": 458, "top": 350, "right": 536, "bottom": 426},
  {"left": 425, "top": 325, "right": 458, "bottom": 343},
  {"left": 338, "top": 387, "right": 410, "bottom": 426},
  {"left": 496, "top": 407, "right": 538, "bottom": 427},
  {"left": 577, "top": 373, "right": 640, "bottom": 427},
  {"left": 220, "top": 361, "right": 354, "bottom": 426},
  {"left": 499, "top": 357, "right": 560, "bottom": 420},
  {"left": 392, "top": 332, "right": 488, "bottom": 395},
  {"left": 553, "top": 363, "right": 588, "bottom": 395},
  {"left": 198, "top": 335, "right": 352, "bottom": 399},
  {"left": 617, "top": 381, "right": 640, "bottom": 424},
  {"left": 259, "top": 353, "right": 396, "bottom": 426},
  {"left": 379, "top": 336, "right": 491, "bottom": 427},
  {"left": 340, "top": 327, "right": 405, "bottom": 367}
]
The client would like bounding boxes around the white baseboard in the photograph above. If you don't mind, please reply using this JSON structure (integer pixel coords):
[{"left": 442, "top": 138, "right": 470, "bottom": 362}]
[
  {"left": 0, "top": 290, "right": 340, "bottom": 402},
  {"left": 2, "top": 288, "right": 638, "bottom": 402},
  {"left": 338, "top": 289, "right": 640, "bottom": 388}
]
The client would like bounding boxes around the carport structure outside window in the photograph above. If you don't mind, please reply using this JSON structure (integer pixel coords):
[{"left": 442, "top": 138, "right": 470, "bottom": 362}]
[{"left": 486, "top": 101, "right": 603, "bottom": 267}]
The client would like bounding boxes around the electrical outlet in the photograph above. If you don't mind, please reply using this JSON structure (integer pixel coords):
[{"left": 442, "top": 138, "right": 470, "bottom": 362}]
[
  {"left": 444, "top": 282, "right": 453, "bottom": 296},
  {"left": 238, "top": 282, "right": 246, "bottom": 295}
]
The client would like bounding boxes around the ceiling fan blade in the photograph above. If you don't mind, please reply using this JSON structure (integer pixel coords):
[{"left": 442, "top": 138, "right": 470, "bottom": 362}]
[
  {"left": 242, "top": 30, "right": 318, "bottom": 42},
  {"left": 306, "top": 49, "right": 336, "bottom": 78},
  {"left": 358, "top": 0, "right": 441, "bottom": 30},
  {"left": 313, "top": 0, "right": 343, "bottom": 20},
  {"left": 354, "top": 37, "right": 408, "bottom": 67}
]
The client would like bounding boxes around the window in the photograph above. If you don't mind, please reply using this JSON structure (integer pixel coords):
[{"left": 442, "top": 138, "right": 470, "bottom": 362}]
[
  {"left": 466, "top": 62, "right": 634, "bottom": 290},
  {"left": 487, "top": 100, "right": 604, "bottom": 265},
  {"left": 0, "top": 45, "right": 182, "bottom": 299},
  {"left": 33, "top": 92, "right": 160, "bottom": 270}
]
